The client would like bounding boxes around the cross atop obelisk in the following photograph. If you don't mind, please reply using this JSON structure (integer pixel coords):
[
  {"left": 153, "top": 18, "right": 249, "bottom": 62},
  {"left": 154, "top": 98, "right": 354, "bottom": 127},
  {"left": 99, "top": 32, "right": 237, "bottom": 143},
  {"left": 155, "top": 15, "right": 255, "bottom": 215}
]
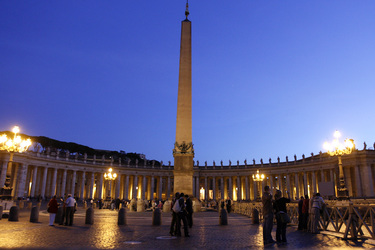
[{"left": 173, "top": 1, "right": 194, "bottom": 196}]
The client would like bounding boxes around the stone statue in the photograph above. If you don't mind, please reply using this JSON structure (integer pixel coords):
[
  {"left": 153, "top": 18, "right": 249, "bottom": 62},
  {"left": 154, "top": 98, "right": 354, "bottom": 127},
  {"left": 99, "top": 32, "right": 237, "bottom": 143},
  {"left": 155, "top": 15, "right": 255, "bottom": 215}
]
[
  {"left": 127, "top": 159, "right": 131, "bottom": 166},
  {"left": 213, "top": 161, "right": 216, "bottom": 167},
  {"left": 269, "top": 158, "right": 271, "bottom": 164},
  {"left": 152, "top": 160, "right": 155, "bottom": 168},
  {"left": 286, "top": 156, "right": 288, "bottom": 162},
  {"left": 277, "top": 157, "right": 280, "bottom": 163},
  {"left": 311, "top": 152, "right": 314, "bottom": 157},
  {"left": 237, "top": 160, "right": 239, "bottom": 166},
  {"left": 260, "top": 158, "right": 263, "bottom": 165},
  {"left": 302, "top": 154, "right": 305, "bottom": 159},
  {"left": 205, "top": 161, "right": 207, "bottom": 167},
  {"left": 196, "top": 160, "right": 199, "bottom": 167},
  {"left": 168, "top": 161, "right": 171, "bottom": 166},
  {"left": 160, "top": 160, "right": 163, "bottom": 166},
  {"left": 119, "top": 158, "right": 122, "bottom": 165},
  {"left": 253, "top": 159, "right": 255, "bottom": 165},
  {"left": 294, "top": 154, "right": 297, "bottom": 161},
  {"left": 66, "top": 150, "right": 70, "bottom": 158},
  {"left": 229, "top": 160, "right": 231, "bottom": 166},
  {"left": 84, "top": 153, "right": 87, "bottom": 159},
  {"left": 136, "top": 159, "right": 138, "bottom": 166},
  {"left": 244, "top": 159, "right": 247, "bottom": 165},
  {"left": 364, "top": 142, "right": 367, "bottom": 150},
  {"left": 220, "top": 160, "right": 223, "bottom": 166}
]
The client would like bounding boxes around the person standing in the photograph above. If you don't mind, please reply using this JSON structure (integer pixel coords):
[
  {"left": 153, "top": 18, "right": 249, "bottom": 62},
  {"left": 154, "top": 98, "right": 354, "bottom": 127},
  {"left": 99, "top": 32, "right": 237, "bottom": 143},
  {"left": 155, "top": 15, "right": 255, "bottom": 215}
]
[
  {"left": 169, "top": 192, "right": 180, "bottom": 236},
  {"left": 262, "top": 186, "right": 275, "bottom": 244},
  {"left": 185, "top": 194, "right": 193, "bottom": 228},
  {"left": 65, "top": 194, "right": 76, "bottom": 226},
  {"left": 176, "top": 193, "right": 189, "bottom": 237},
  {"left": 298, "top": 196, "right": 304, "bottom": 230},
  {"left": 273, "top": 190, "right": 291, "bottom": 243},
  {"left": 47, "top": 195, "right": 59, "bottom": 226},
  {"left": 311, "top": 193, "right": 324, "bottom": 234},
  {"left": 302, "top": 195, "right": 309, "bottom": 230}
]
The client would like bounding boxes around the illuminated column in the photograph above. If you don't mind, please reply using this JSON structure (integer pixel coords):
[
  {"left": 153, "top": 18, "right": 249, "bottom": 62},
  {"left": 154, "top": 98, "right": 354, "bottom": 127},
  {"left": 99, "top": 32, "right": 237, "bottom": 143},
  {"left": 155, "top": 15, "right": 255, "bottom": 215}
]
[
  {"left": 30, "top": 166, "right": 38, "bottom": 197},
  {"left": 295, "top": 173, "right": 299, "bottom": 199},
  {"left": 321, "top": 170, "right": 325, "bottom": 183},
  {"left": 245, "top": 176, "right": 249, "bottom": 200},
  {"left": 228, "top": 177, "right": 232, "bottom": 199},
  {"left": 124, "top": 175, "right": 129, "bottom": 200},
  {"left": 312, "top": 171, "right": 317, "bottom": 193},
  {"left": 142, "top": 175, "right": 147, "bottom": 200},
  {"left": 16, "top": 164, "right": 27, "bottom": 198},
  {"left": 115, "top": 174, "right": 121, "bottom": 198},
  {"left": 361, "top": 164, "right": 374, "bottom": 197},
  {"left": 40, "top": 167, "right": 48, "bottom": 199},
  {"left": 237, "top": 176, "right": 241, "bottom": 201},
  {"left": 60, "top": 169, "right": 67, "bottom": 197},
  {"left": 212, "top": 177, "right": 216, "bottom": 200},
  {"left": 286, "top": 174, "right": 291, "bottom": 198},
  {"left": 150, "top": 176, "right": 154, "bottom": 201},
  {"left": 269, "top": 175, "right": 274, "bottom": 192},
  {"left": 133, "top": 175, "right": 138, "bottom": 199},
  {"left": 97, "top": 173, "right": 103, "bottom": 199},
  {"left": 220, "top": 177, "right": 224, "bottom": 199},
  {"left": 80, "top": 172, "right": 86, "bottom": 199},
  {"left": 89, "top": 172, "right": 95, "bottom": 199},
  {"left": 204, "top": 177, "right": 208, "bottom": 201},
  {"left": 195, "top": 176, "right": 199, "bottom": 198},
  {"left": 303, "top": 172, "right": 308, "bottom": 196},
  {"left": 71, "top": 170, "right": 77, "bottom": 196},
  {"left": 0, "top": 161, "right": 8, "bottom": 187},
  {"left": 253, "top": 180, "right": 257, "bottom": 201},
  {"left": 354, "top": 166, "right": 362, "bottom": 197},
  {"left": 158, "top": 176, "right": 163, "bottom": 200},
  {"left": 50, "top": 168, "right": 58, "bottom": 196}
]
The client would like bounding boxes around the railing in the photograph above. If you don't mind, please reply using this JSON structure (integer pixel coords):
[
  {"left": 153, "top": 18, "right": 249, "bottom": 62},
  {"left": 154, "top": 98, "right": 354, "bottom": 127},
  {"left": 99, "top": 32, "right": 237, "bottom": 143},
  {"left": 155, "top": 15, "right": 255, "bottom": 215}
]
[{"left": 233, "top": 200, "right": 375, "bottom": 240}]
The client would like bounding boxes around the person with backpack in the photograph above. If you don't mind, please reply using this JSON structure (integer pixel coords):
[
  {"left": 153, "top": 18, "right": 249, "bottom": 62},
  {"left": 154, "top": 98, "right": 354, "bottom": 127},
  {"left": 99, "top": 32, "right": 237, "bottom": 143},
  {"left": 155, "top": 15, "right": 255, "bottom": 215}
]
[
  {"left": 169, "top": 192, "right": 180, "bottom": 236},
  {"left": 175, "top": 193, "right": 189, "bottom": 237}
]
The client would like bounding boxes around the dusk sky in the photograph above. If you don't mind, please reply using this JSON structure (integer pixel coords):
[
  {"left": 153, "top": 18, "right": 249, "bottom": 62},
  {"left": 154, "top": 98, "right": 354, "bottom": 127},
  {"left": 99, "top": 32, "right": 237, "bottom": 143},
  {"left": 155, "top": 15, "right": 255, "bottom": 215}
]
[{"left": 1, "top": 1, "right": 374, "bottom": 165}]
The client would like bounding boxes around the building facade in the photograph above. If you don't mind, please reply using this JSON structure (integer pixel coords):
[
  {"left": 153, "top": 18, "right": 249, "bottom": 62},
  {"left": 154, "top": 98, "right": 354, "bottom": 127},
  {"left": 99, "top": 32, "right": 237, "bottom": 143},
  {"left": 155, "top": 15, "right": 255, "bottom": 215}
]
[{"left": 1, "top": 148, "right": 374, "bottom": 201}]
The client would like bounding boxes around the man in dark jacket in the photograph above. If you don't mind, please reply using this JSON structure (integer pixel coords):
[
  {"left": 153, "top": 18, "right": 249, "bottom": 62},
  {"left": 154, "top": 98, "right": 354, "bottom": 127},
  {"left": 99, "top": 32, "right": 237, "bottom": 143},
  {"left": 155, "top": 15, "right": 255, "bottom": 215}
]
[
  {"left": 185, "top": 194, "right": 193, "bottom": 228},
  {"left": 175, "top": 193, "right": 189, "bottom": 237}
]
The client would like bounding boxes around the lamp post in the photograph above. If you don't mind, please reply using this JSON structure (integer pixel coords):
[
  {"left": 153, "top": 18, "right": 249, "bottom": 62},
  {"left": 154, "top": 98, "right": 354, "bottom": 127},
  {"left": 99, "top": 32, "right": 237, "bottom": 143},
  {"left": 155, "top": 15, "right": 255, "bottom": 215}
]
[
  {"left": 252, "top": 169, "right": 265, "bottom": 201},
  {"left": 104, "top": 168, "right": 117, "bottom": 200},
  {"left": 323, "top": 130, "right": 355, "bottom": 200},
  {"left": 0, "top": 126, "right": 32, "bottom": 190}
]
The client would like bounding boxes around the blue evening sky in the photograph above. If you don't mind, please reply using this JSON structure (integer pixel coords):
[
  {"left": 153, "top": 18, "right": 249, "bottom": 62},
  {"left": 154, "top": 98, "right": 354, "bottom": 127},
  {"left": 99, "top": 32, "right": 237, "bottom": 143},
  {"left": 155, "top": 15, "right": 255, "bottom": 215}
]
[{"left": 1, "top": 1, "right": 374, "bottom": 164}]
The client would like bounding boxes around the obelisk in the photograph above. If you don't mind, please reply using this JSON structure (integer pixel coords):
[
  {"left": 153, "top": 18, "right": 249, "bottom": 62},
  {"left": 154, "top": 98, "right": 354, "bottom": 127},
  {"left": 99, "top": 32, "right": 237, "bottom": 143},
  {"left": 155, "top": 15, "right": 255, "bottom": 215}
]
[{"left": 173, "top": 2, "right": 194, "bottom": 196}]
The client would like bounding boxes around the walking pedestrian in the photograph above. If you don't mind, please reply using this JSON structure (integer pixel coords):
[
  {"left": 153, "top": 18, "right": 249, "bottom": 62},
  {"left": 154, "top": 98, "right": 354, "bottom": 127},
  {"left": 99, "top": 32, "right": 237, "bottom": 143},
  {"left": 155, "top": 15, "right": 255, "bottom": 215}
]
[
  {"left": 311, "top": 193, "right": 324, "bottom": 234},
  {"left": 262, "top": 186, "right": 275, "bottom": 244},
  {"left": 47, "top": 195, "right": 59, "bottom": 226},
  {"left": 273, "top": 190, "right": 291, "bottom": 243}
]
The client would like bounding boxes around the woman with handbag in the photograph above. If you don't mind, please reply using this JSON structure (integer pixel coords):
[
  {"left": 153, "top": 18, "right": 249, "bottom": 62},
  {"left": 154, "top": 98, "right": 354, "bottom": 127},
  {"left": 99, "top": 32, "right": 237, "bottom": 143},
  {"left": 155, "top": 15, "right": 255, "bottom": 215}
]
[
  {"left": 273, "top": 190, "right": 291, "bottom": 243},
  {"left": 47, "top": 195, "right": 59, "bottom": 226}
]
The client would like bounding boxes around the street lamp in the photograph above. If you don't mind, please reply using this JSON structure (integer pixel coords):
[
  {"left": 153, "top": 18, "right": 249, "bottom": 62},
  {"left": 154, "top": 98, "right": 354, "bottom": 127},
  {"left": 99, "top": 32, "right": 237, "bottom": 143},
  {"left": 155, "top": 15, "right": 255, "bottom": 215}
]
[
  {"left": 323, "top": 130, "right": 355, "bottom": 200},
  {"left": 252, "top": 169, "right": 265, "bottom": 201},
  {"left": 104, "top": 168, "right": 117, "bottom": 200},
  {"left": 0, "top": 126, "right": 31, "bottom": 191}
]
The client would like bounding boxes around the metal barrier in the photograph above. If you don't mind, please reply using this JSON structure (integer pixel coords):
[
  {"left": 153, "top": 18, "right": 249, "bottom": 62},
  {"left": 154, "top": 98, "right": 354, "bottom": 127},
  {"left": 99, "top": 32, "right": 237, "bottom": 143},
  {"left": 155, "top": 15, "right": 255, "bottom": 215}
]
[{"left": 233, "top": 200, "right": 375, "bottom": 240}]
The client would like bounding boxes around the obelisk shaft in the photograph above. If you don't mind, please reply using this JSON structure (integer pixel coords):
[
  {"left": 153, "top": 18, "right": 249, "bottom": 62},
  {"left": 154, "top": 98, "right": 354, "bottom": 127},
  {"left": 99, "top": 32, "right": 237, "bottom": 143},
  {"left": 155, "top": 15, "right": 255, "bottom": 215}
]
[{"left": 173, "top": 17, "right": 194, "bottom": 196}]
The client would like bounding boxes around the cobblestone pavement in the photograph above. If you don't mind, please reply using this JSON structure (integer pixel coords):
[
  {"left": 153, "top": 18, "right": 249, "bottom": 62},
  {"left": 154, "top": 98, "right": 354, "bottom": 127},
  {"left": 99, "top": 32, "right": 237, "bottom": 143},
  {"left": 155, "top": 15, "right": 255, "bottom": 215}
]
[{"left": 0, "top": 207, "right": 374, "bottom": 249}]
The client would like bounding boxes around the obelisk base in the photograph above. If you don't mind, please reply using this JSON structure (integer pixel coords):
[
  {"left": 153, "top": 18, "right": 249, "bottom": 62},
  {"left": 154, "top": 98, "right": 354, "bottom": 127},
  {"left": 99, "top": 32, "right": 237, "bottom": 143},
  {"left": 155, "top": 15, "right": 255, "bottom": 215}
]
[{"left": 173, "top": 154, "right": 194, "bottom": 196}]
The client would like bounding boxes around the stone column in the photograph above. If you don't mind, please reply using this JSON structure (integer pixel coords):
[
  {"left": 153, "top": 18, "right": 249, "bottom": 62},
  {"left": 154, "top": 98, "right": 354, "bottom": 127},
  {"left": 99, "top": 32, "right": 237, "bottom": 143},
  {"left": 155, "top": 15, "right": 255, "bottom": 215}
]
[
  {"left": 16, "top": 164, "right": 27, "bottom": 198},
  {"left": 124, "top": 175, "right": 129, "bottom": 200},
  {"left": 0, "top": 161, "right": 8, "bottom": 187},
  {"left": 142, "top": 175, "right": 147, "bottom": 200},
  {"left": 71, "top": 170, "right": 77, "bottom": 197},
  {"left": 194, "top": 176, "right": 199, "bottom": 198},
  {"left": 50, "top": 168, "right": 58, "bottom": 196},
  {"left": 204, "top": 177, "right": 208, "bottom": 201},
  {"left": 253, "top": 180, "right": 257, "bottom": 200},
  {"left": 303, "top": 172, "right": 308, "bottom": 196},
  {"left": 237, "top": 176, "right": 241, "bottom": 201},
  {"left": 354, "top": 165, "right": 363, "bottom": 197},
  {"left": 158, "top": 176, "right": 163, "bottom": 200},
  {"left": 245, "top": 176, "right": 249, "bottom": 200},
  {"left": 133, "top": 175, "right": 138, "bottom": 199},
  {"left": 220, "top": 177, "right": 224, "bottom": 200},
  {"left": 269, "top": 175, "right": 274, "bottom": 193},
  {"left": 89, "top": 172, "right": 95, "bottom": 199},
  {"left": 150, "top": 176, "right": 154, "bottom": 201},
  {"left": 30, "top": 166, "right": 38, "bottom": 197},
  {"left": 40, "top": 167, "right": 48, "bottom": 199},
  {"left": 97, "top": 173, "right": 103, "bottom": 199},
  {"left": 360, "top": 164, "right": 374, "bottom": 197},
  {"left": 286, "top": 174, "right": 291, "bottom": 198},
  {"left": 60, "top": 169, "right": 67, "bottom": 197},
  {"left": 295, "top": 173, "right": 299, "bottom": 199},
  {"left": 167, "top": 176, "right": 172, "bottom": 200},
  {"left": 80, "top": 172, "right": 86, "bottom": 199},
  {"left": 312, "top": 171, "right": 317, "bottom": 193},
  {"left": 212, "top": 177, "right": 216, "bottom": 200},
  {"left": 228, "top": 176, "right": 233, "bottom": 200},
  {"left": 115, "top": 174, "right": 121, "bottom": 199},
  {"left": 321, "top": 170, "right": 325, "bottom": 183}
]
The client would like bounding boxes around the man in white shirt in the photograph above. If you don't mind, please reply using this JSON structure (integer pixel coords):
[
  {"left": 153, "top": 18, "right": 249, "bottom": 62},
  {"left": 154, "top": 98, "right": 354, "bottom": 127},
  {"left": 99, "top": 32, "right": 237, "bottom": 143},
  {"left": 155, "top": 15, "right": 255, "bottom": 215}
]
[
  {"left": 311, "top": 193, "right": 324, "bottom": 233},
  {"left": 65, "top": 194, "right": 76, "bottom": 226}
]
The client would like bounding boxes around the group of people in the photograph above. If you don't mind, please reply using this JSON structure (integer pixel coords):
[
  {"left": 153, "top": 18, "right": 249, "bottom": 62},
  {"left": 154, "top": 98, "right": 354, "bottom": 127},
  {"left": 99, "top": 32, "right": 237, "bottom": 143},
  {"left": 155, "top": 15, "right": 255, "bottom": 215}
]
[
  {"left": 263, "top": 185, "right": 326, "bottom": 245},
  {"left": 298, "top": 193, "right": 325, "bottom": 234},
  {"left": 169, "top": 192, "right": 193, "bottom": 237},
  {"left": 262, "top": 185, "right": 291, "bottom": 244},
  {"left": 47, "top": 194, "right": 77, "bottom": 226}
]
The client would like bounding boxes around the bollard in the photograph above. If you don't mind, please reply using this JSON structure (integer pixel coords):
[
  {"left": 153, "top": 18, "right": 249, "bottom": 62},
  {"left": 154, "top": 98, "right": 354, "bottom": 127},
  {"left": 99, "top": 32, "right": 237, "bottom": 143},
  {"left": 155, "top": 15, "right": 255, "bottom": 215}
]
[
  {"left": 252, "top": 208, "right": 259, "bottom": 224},
  {"left": 93, "top": 203, "right": 97, "bottom": 209},
  {"left": 55, "top": 207, "right": 64, "bottom": 224},
  {"left": 37, "top": 202, "right": 41, "bottom": 210},
  {"left": 19, "top": 201, "right": 24, "bottom": 210},
  {"left": 118, "top": 207, "right": 126, "bottom": 225},
  {"left": 30, "top": 206, "right": 39, "bottom": 223},
  {"left": 83, "top": 201, "right": 87, "bottom": 209},
  {"left": 8, "top": 206, "right": 19, "bottom": 222},
  {"left": 27, "top": 202, "right": 33, "bottom": 209},
  {"left": 152, "top": 208, "right": 162, "bottom": 226},
  {"left": 85, "top": 207, "right": 94, "bottom": 225},
  {"left": 219, "top": 208, "right": 228, "bottom": 225},
  {"left": 0, "top": 205, "right": 3, "bottom": 220}
]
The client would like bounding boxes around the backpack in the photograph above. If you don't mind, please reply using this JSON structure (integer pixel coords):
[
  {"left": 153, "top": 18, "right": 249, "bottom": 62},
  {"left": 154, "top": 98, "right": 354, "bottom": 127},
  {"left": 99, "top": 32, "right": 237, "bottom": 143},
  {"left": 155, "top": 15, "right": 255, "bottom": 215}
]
[{"left": 172, "top": 199, "right": 181, "bottom": 213}]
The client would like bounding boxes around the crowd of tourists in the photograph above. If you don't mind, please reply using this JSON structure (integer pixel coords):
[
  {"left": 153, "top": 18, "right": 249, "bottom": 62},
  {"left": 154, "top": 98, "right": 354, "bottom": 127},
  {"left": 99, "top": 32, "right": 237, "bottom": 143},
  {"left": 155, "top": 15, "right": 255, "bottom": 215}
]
[{"left": 262, "top": 185, "right": 325, "bottom": 245}]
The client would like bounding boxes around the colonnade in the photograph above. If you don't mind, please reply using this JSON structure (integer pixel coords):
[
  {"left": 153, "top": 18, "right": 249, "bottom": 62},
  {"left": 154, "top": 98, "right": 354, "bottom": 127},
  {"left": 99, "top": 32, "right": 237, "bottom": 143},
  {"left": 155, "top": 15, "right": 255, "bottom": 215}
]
[{"left": 0, "top": 149, "right": 374, "bottom": 201}]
